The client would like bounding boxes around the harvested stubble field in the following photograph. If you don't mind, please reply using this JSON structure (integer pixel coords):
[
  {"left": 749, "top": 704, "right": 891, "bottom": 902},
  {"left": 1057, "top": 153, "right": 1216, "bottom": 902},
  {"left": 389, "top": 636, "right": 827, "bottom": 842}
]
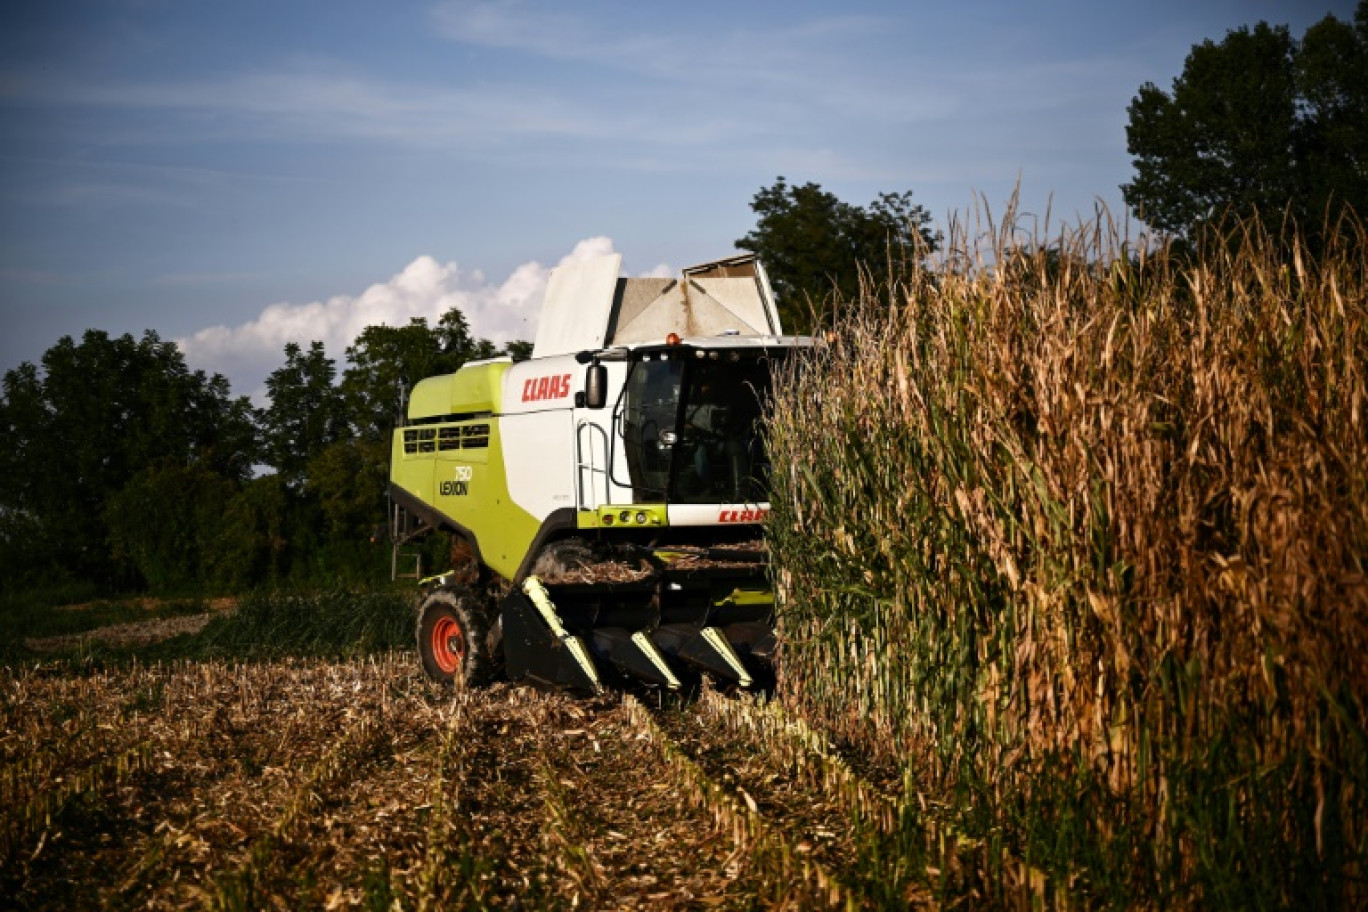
[{"left": 0, "top": 654, "right": 930, "bottom": 910}]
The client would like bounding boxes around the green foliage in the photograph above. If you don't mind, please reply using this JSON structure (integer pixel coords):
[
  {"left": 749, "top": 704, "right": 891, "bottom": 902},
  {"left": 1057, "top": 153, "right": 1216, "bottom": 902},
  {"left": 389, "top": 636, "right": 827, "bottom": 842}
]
[
  {"left": 735, "top": 177, "right": 939, "bottom": 333},
  {"left": 1124, "top": 2, "right": 1368, "bottom": 242},
  {"left": 0, "top": 589, "right": 207, "bottom": 664},
  {"left": 260, "top": 341, "right": 349, "bottom": 488},
  {"left": 210, "top": 474, "right": 307, "bottom": 589},
  {"left": 0, "top": 584, "right": 409, "bottom": 667},
  {"left": 306, "top": 439, "right": 390, "bottom": 543},
  {"left": 2, "top": 301, "right": 514, "bottom": 599},
  {"left": 0, "top": 330, "right": 257, "bottom": 587},
  {"left": 105, "top": 463, "right": 237, "bottom": 591},
  {"left": 0, "top": 504, "right": 66, "bottom": 595},
  {"left": 194, "top": 587, "right": 413, "bottom": 660}
]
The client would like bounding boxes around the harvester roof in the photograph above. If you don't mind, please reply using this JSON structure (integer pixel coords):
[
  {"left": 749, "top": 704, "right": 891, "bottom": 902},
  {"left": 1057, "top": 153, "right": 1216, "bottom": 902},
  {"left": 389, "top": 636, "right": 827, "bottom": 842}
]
[{"left": 532, "top": 254, "right": 784, "bottom": 360}]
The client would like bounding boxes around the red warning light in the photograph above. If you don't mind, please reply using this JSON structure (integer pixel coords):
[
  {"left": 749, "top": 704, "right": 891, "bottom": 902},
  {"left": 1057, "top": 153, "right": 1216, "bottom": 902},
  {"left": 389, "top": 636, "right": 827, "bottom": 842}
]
[{"left": 665, "top": 332, "right": 681, "bottom": 346}]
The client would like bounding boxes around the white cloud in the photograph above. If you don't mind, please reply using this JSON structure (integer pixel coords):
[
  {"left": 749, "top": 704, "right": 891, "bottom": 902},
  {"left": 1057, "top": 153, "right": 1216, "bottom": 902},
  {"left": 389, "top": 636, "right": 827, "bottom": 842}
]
[
  {"left": 429, "top": 0, "right": 882, "bottom": 87},
  {"left": 22, "top": 67, "right": 609, "bottom": 149},
  {"left": 176, "top": 236, "right": 625, "bottom": 402}
]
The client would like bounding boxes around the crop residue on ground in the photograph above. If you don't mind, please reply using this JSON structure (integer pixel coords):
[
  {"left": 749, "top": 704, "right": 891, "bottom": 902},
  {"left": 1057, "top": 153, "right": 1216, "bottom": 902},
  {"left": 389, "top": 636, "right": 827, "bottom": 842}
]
[{"left": 1, "top": 654, "right": 930, "bottom": 909}]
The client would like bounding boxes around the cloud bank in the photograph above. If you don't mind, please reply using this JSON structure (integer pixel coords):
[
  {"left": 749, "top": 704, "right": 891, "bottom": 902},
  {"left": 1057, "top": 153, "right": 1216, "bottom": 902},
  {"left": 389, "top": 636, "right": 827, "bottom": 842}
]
[{"left": 177, "top": 237, "right": 632, "bottom": 401}]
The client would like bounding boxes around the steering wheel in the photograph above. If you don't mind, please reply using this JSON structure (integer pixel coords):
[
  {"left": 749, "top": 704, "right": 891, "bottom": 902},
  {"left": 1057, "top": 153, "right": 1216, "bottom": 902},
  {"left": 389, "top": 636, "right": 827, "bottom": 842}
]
[
  {"left": 640, "top": 419, "right": 660, "bottom": 459},
  {"left": 684, "top": 406, "right": 727, "bottom": 442}
]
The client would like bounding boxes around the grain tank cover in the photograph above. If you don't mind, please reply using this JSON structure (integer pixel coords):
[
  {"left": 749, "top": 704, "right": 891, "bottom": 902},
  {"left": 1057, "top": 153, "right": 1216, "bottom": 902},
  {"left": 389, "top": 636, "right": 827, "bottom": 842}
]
[
  {"left": 407, "top": 358, "right": 511, "bottom": 421},
  {"left": 531, "top": 254, "right": 622, "bottom": 360},
  {"left": 531, "top": 253, "right": 782, "bottom": 359}
]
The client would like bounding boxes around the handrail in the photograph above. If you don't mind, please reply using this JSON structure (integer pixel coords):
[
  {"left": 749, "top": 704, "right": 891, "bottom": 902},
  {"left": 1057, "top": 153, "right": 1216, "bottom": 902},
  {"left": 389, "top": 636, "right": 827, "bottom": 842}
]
[{"left": 575, "top": 420, "right": 611, "bottom": 509}]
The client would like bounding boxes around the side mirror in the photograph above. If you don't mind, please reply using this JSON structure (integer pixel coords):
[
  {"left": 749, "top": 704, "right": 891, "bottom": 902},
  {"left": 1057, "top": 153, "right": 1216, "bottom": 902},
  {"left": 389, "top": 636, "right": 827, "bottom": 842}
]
[{"left": 584, "top": 362, "right": 608, "bottom": 409}]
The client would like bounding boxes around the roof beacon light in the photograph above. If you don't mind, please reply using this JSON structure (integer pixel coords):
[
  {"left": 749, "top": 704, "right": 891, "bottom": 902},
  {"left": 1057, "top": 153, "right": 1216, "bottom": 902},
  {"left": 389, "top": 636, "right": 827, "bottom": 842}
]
[{"left": 665, "top": 332, "right": 681, "bottom": 346}]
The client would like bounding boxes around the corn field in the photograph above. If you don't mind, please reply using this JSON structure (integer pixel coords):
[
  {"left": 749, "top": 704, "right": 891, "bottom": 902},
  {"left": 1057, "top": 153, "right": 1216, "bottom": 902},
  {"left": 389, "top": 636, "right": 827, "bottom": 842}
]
[
  {"left": 4, "top": 210, "right": 1364, "bottom": 909},
  {"left": 766, "top": 208, "right": 1368, "bottom": 907}
]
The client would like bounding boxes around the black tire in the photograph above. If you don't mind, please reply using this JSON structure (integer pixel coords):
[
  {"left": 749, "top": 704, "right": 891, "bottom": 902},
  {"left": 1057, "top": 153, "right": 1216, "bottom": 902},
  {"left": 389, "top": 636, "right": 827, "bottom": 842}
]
[{"left": 416, "top": 587, "right": 496, "bottom": 686}]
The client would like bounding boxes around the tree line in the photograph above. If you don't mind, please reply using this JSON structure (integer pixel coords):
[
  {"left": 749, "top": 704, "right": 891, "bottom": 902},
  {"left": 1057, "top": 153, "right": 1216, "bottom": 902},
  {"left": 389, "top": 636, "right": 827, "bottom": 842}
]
[
  {"left": 0, "top": 313, "right": 527, "bottom": 595},
  {"left": 2, "top": 3, "right": 1363, "bottom": 598}
]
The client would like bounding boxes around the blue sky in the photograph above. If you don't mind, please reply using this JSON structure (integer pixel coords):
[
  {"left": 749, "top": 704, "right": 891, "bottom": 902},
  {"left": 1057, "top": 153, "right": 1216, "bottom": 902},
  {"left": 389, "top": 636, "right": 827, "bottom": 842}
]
[{"left": 1, "top": 0, "right": 1355, "bottom": 397}]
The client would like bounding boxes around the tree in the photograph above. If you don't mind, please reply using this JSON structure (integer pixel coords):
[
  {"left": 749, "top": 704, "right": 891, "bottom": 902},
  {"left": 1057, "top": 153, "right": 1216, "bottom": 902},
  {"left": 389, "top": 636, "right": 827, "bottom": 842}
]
[
  {"left": 0, "top": 330, "right": 257, "bottom": 586},
  {"left": 260, "top": 341, "right": 348, "bottom": 487},
  {"left": 105, "top": 464, "right": 236, "bottom": 591},
  {"left": 341, "top": 309, "right": 497, "bottom": 442},
  {"left": 1297, "top": 5, "right": 1368, "bottom": 226},
  {"left": 735, "top": 177, "right": 939, "bottom": 333},
  {"left": 306, "top": 438, "right": 390, "bottom": 543},
  {"left": 1122, "top": 3, "right": 1368, "bottom": 241},
  {"left": 208, "top": 474, "right": 301, "bottom": 588}
]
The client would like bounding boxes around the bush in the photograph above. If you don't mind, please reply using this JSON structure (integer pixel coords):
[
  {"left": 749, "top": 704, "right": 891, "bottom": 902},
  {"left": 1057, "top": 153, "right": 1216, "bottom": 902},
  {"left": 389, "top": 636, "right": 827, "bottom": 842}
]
[
  {"left": 194, "top": 587, "right": 414, "bottom": 660},
  {"left": 105, "top": 463, "right": 237, "bottom": 592}
]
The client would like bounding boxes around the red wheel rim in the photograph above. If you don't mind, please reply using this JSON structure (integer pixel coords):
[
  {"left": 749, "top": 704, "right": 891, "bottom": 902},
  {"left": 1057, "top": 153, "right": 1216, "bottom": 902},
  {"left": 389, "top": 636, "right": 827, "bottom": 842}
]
[{"left": 431, "top": 616, "right": 465, "bottom": 675}]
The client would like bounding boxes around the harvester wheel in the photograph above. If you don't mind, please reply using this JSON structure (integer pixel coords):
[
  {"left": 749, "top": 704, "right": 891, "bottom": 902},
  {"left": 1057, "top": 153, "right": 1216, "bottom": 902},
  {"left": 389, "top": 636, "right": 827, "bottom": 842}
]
[{"left": 416, "top": 587, "right": 495, "bottom": 686}]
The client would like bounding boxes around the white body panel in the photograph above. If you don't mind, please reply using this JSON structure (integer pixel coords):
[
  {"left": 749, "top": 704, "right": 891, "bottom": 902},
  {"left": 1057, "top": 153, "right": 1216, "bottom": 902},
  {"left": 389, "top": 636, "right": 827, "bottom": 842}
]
[
  {"left": 668, "top": 503, "right": 770, "bottom": 527},
  {"left": 572, "top": 360, "right": 633, "bottom": 510},
  {"left": 502, "top": 410, "right": 575, "bottom": 521},
  {"left": 532, "top": 254, "right": 622, "bottom": 359},
  {"left": 500, "top": 355, "right": 641, "bottom": 521},
  {"left": 501, "top": 355, "right": 580, "bottom": 520}
]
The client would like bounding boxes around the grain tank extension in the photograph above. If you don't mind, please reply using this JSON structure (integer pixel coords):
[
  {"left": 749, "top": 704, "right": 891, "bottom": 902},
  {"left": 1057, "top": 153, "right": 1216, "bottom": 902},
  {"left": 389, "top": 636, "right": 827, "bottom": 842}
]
[{"left": 389, "top": 253, "right": 808, "bottom": 693}]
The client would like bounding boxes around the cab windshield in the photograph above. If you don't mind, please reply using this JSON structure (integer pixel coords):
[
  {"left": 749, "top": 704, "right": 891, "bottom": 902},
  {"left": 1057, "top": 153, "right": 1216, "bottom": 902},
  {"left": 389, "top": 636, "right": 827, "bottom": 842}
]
[{"left": 619, "top": 351, "right": 778, "bottom": 504}]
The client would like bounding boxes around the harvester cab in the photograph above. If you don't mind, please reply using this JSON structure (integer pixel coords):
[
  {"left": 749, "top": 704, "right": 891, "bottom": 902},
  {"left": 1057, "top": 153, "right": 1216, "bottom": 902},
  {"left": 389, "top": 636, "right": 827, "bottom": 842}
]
[{"left": 388, "top": 252, "right": 808, "bottom": 694}]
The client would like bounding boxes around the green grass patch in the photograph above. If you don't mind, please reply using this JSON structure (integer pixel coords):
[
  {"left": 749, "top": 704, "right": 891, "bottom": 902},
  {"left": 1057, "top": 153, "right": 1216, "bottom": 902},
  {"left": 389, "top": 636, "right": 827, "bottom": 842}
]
[{"left": 169, "top": 586, "right": 415, "bottom": 662}]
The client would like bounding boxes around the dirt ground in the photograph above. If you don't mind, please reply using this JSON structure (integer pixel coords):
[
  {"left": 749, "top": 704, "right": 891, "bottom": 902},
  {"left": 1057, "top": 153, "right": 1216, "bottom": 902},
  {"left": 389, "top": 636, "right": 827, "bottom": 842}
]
[
  {"left": 0, "top": 655, "right": 927, "bottom": 909},
  {"left": 23, "top": 599, "right": 238, "bottom": 654}
]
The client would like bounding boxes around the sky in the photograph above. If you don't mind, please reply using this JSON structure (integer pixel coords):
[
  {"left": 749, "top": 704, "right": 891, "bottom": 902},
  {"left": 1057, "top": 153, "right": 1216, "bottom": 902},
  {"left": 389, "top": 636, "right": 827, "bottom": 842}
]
[{"left": 1, "top": 0, "right": 1357, "bottom": 400}]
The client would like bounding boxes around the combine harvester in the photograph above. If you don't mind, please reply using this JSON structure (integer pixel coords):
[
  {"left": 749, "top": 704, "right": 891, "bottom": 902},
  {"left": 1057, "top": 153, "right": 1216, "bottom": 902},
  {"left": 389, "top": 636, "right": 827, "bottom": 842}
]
[{"left": 389, "top": 253, "right": 808, "bottom": 694}]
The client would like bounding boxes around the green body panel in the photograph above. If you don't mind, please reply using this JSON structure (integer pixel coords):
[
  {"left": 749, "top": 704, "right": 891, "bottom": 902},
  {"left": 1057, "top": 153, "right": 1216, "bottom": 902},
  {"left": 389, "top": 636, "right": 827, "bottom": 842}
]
[
  {"left": 577, "top": 503, "right": 668, "bottom": 530},
  {"left": 713, "top": 587, "right": 774, "bottom": 609},
  {"left": 393, "top": 360, "right": 542, "bottom": 581},
  {"left": 408, "top": 360, "right": 509, "bottom": 419}
]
